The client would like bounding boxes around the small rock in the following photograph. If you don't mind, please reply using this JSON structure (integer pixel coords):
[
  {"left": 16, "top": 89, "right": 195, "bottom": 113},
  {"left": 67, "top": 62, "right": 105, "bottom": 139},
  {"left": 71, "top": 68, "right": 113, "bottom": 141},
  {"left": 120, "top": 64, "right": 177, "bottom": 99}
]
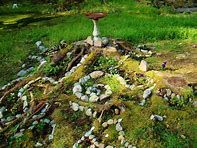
[
  {"left": 73, "top": 85, "right": 82, "bottom": 93},
  {"left": 115, "top": 109, "right": 120, "bottom": 115},
  {"left": 118, "top": 135, "right": 125, "bottom": 143},
  {"left": 119, "top": 131, "right": 125, "bottom": 136},
  {"left": 171, "top": 93, "right": 176, "bottom": 98},
  {"left": 89, "top": 135, "right": 95, "bottom": 140},
  {"left": 71, "top": 103, "right": 79, "bottom": 111},
  {"left": 43, "top": 118, "right": 51, "bottom": 124},
  {"left": 89, "top": 71, "right": 104, "bottom": 79},
  {"left": 85, "top": 36, "right": 94, "bottom": 46},
  {"left": 17, "top": 70, "right": 27, "bottom": 77},
  {"left": 107, "top": 119, "right": 114, "bottom": 125},
  {"left": 125, "top": 142, "right": 129, "bottom": 147},
  {"left": 106, "top": 146, "right": 113, "bottom": 148},
  {"left": 193, "top": 101, "right": 197, "bottom": 107},
  {"left": 94, "top": 39, "right": 102, "bottom": 47},
  {"left": 105, "top": 89, "right": 112, "bottom": 95},
  {"left": 98, "top": 144, "right": 105, "bottom": 148},
  {"left": 79, "top": 106, "right": 84, "bottom": 111},
  {"left": 102, "top": 37, "right": 109, "bottom": 46},
  {"left": 35, "top": 41, "right": 42, "bottom": 47},
  {"left": 32, "top": 121, "right": 39, "bottom": 125},
  {"left": 139, "top": 99, "right": 146, "bottom": 106},
  {"left": 85, "top": 108, "right": 92, "bottom": 116},
  {"left": 166, "top": 89, "right": 172, "bottom": 97},
  {"left": 139, "top": 60, "right": 148, "bottom": 72},
  {"left": 75, "top": 92, "right": 82, "bottom": 99},
  {"left": 102, "top": 122, "right": 108, "bottom": 128},
  {"left": 81, "top": 95, "right": 89, "bottom": 102},
  {"left": 116, "top": 123, "right": 123, "bottom": 131},
  {"left": 35, "top": 142, "right": 43, "bottom": 147},
  {"left": 143, "top": 88, "right": 152, "bottom": 99},
  {"left": 150, "top": 114, "right": 164, "bottom": 121},
  {"left": 89, "top": 94, "right": 99, "bottom": 102},
  {"left": 100, "top": 94, "right": 109, "bottom": 101}
]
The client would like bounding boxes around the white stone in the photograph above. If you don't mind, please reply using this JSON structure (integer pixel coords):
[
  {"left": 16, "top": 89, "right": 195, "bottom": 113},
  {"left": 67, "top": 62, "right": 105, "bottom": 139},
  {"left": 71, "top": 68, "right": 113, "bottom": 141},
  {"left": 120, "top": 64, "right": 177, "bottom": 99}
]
[
  {"left": 75, "top": 92, "right": 82, "bottom": 99},
  {"left": 94, "top": 39, "right": 102, "bottom": 47},
  {"left": 73, "top": 85, "right": 82, "bottom": 93},
  {"left": 79, "top": 106, "right": 85, "bottom": 111},
  {"left": 139, "top": 99, "right": 146, "bottom": 106},
  {"left": 85, "top": 36, "right": 94, "bottom": 46},
  {"left": 116, "top": 123, "right": 123, "bottom": 131},
  {"left": 143, "top": 88, "right": 152, "bottom": 99},
  {"left": 150, "top": 114, "right": 164, "bottom": 121},
  {"left": 86, "top": 108, "right": 92, "bottom": 116},
  {"left": 166, "top": 89, "right": 172, "bottom": 97},
  {"left": 81, "top": 95, "right": 89, "bottom": 102},
  {"left": 90, "top": 71, "right": 104, "bottom": 79},
  {"left": 139, "top": 60, "right": 148, "bottom": 71},
  {"left": 105, "top": 89, "right": 112, "bottom": 95},
  {"left": 106, "top": 146, "right": 113, "bottom": 148},
  {"left": 102, "top": 122, "right": 108, "bottom": 128},
  {"left": 71, "top": 103, "right": 79, "bottom": 111},
  {"left": 107, "top": 119, "right": 114, "bottom": 125},
  {"left": 89, "top": 94, "right": 99, "bottom": 102},
  {"left": 35, "top": 142, "right": 43, "bottom": 147},
  {"left": 89, "top": 134, "right": 95, "bottom": 139},
  {"left": 100, "top": 94, "right": 110, "bottom": 101}
]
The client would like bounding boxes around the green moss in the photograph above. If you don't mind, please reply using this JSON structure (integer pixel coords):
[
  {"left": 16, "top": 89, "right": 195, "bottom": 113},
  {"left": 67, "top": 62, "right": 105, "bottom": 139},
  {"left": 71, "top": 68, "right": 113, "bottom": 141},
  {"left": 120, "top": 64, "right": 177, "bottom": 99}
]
[
  {"left": 51, "top": 123, "right": 74, "bottom": 148},
  {"left": 100, "top": 75, "right": 126, "bottom": 93},
  {"left": 120, "top": 58, "right": 140, "bottom": 73},
  {"left": 103, "top": 124, "right": 118, "bottom": 145}
]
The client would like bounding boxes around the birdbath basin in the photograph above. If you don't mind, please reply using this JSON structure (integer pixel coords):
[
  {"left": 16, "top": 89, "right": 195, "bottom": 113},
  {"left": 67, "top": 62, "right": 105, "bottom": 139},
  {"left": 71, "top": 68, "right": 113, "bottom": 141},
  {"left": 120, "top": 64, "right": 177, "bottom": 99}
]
[{"left": 85, "top": 12, "right": 107, "bottom": 43}]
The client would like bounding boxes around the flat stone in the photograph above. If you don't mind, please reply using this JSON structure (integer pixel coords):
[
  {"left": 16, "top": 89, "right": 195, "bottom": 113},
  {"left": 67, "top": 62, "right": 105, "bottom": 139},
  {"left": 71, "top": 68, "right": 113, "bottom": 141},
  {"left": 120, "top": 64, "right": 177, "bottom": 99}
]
[
  {"left": 193, "top": 101, "right": 197, "bottom": 107},
  {"left": 89, "top": 135, "right": 95, "bottom": 140},
  {"left": 100, "top": 94, "right": 110, "bottom": 101},
  {"left": 75, "top": 92, "right": 82, "bottom": 99},
  {"left": 150, "top": 114, "right": 164, "bottom": 121},
  {"left": 107, "top": 119, "right": 114, "bottom": 125},
  {"left": 105, "top": 89, "right": 112, "bottom": 95},
  {"left": 81, "top": 95, "right": 89, "bottom": 102},
  {"left": 86, "top": 108, "right": 92, "bottom": 116},
  {"left": 89, "top": 71, "right": 104, "bottom": 79},
  {"left": 85, "top": 36, "right": 94, "bottom": 46},
  {"left": 89, "top": 94, "right": 99, "bottom": 102},
  {"left": 73, "top": 85, "right": 82, "bottom": 93},
  {"left": 79, "top": 106, "right": 85, "bottom": 111},
  {"left": 115, "top": 109, "right": 120, "bottom": 115},
  {"left": 17, "top": 70, "right": 27, "bottom": 77},
  {"left": 116, "top": 122, "right": 123, "bottom": 131},
  {"left": 102, "top": 37, "right": 109, "bottom": 46},
  {"left": 143, "top": 88, "right": 152, "bottom": 99},
  {"left": 94, "top": 39, "right": 102, "bottom": 47},
  {"left": 72, "top": 103, "right": 79, "bottom": 111},
  {"left": 166, "top": 89, "right": 172, "bottom": 97},
  {"left": 102, "top": 122, "right": 108, "bottom": 128},
  {"left": 139, "top": 60, "right": 148, "bottom": 72}
]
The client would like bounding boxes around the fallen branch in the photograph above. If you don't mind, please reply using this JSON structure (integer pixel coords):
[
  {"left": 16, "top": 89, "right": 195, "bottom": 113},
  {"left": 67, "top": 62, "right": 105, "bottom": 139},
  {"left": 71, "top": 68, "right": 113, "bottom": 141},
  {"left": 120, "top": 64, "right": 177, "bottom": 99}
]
[{"left": 66, "top": 47, "right": 85, "bottom": 71}]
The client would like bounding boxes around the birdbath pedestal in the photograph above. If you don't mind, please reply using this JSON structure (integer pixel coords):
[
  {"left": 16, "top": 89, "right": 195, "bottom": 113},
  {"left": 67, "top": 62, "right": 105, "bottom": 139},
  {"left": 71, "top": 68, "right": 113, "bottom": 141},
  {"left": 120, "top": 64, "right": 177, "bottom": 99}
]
[{"left": 85, "top": 12, "right": 107, "bottom": 46}]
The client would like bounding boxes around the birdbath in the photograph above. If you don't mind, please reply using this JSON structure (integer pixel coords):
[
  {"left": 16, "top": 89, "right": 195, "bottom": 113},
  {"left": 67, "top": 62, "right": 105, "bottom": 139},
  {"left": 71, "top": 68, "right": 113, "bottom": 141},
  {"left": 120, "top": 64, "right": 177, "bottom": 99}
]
[{"left": 85, "top": 12, "right": 107, "bottom": 42}]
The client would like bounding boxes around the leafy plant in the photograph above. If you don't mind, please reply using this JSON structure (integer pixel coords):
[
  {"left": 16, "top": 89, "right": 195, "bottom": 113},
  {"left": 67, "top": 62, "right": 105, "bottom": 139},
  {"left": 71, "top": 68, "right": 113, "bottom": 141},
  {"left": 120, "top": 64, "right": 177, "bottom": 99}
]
[{"left": 91, "top": 56, "right": 118, "bottom": 74}]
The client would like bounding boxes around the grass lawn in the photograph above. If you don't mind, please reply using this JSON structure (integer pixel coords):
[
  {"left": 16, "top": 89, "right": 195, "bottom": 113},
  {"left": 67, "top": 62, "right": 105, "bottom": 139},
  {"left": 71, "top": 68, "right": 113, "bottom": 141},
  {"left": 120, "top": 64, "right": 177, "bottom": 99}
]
[{"left": 0, "top": 0, "right": 196, "bottom": 86}]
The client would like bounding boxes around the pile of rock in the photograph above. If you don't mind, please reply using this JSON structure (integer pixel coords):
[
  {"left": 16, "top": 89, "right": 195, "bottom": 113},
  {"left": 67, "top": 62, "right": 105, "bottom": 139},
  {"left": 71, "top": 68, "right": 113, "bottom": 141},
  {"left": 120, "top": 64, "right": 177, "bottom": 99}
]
[
  {"left": 73, "top": 71, "right": 113, "bottom": 103},
  {"left": 69, "top": 101, "right": 97, "bottom": 118},
  {"left": 102, "top": 118, "right": 134, "bottom": 148},
  {"left": 73, "top": 126, "right": 105, "bottom": 148}
]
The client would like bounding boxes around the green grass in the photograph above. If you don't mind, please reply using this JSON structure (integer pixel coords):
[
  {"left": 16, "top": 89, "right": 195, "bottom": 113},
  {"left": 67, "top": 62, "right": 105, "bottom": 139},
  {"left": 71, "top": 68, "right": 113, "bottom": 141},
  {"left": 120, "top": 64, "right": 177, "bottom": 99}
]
[{"left": 0, "top": 0, "right": 197, "bottom": 86}]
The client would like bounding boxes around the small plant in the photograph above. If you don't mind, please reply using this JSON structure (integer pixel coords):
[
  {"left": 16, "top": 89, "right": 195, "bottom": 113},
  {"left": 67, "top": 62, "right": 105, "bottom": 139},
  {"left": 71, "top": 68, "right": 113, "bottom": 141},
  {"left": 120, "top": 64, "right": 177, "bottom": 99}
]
[
  {"left": 43, "top": 63, "right": 61, "bottom": 76},
  {"left": 91, "top": 56, "right": 119, "bottom": 74}
]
